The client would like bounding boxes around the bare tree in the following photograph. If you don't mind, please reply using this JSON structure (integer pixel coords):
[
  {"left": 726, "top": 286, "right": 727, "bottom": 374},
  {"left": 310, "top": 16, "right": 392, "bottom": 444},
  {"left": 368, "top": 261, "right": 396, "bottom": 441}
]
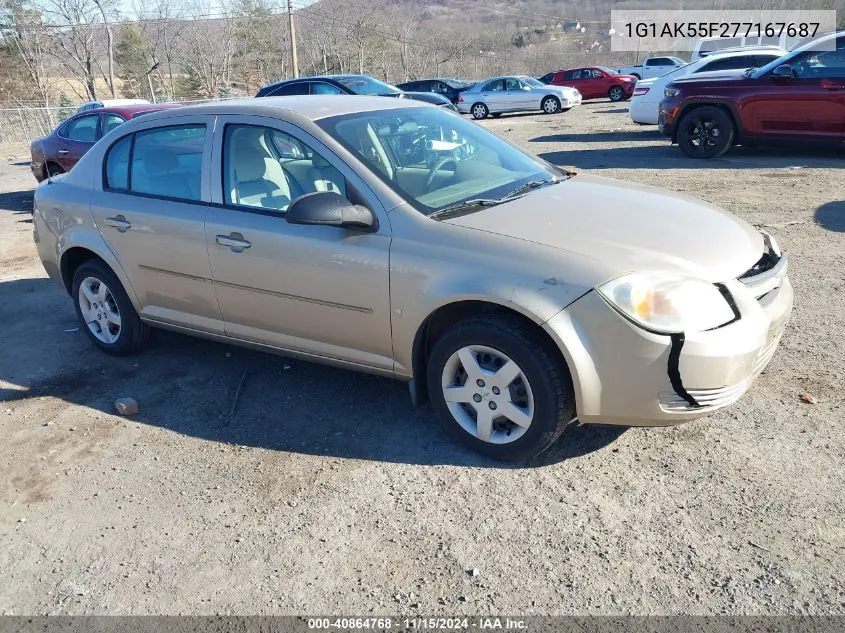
[
  {"left": 1, "top": 0, "right": 52, "bottom": 108},
  {"left": 176, "top": 0, "right": 234, "bottom": 97},
  {"left": 91, "top": 0, "right": 115, "bottom": 96}
]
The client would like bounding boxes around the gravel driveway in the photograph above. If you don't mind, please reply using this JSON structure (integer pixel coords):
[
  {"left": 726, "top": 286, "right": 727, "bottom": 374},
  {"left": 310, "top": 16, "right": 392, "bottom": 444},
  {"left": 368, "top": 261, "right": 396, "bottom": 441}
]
[{"left": 0, "top": 102, "right": 843, "bottom": 615}]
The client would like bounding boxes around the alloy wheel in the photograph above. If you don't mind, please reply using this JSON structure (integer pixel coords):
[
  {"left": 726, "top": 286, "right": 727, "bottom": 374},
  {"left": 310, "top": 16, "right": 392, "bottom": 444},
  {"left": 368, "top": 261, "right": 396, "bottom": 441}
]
[
  {"left": 686, "top": 116, "right": 722, "bottom": 154},
  {"left": 78, "top": 276, "right": 122, "bottom": 344},
  {"left": 440, "top": 345, "right": 534, "bottom": 444}
]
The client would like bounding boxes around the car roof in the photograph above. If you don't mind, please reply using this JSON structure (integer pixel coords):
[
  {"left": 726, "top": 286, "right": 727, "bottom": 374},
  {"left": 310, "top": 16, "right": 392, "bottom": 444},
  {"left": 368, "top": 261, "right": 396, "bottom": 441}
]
[
  {"left": 69, "top": 103, "right": 183, "bottom": 118},
  {"left": 126, "top": 95, "right": 428, "bottom": 124}
]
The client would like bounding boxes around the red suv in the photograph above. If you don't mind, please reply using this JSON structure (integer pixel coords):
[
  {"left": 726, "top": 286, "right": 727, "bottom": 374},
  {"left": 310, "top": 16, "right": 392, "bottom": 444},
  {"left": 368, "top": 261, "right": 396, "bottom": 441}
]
[
  {"left": 30, "top": 103, "right": 184, "bottom": 182},
  {"left": 659, "top": 32, "right": 845, "bottom": 158},
  {"left": 540, "top": 66, "right": 637, "bottom": 102}
]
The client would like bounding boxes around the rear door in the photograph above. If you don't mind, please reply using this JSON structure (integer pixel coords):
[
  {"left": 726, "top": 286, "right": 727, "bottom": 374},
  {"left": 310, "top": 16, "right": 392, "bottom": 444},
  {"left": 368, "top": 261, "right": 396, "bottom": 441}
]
[
  {"left": 54, "top": 114, "right": 99, "bottom": 171},
  {"left": 90, "top": 117, "right": 222, "bottom": 332},
  {"left": 204, "top": 116, "right": 394, "bottom": 370},
  {"left": 479, "top": 79, "right": 505, "bottom": 111}
]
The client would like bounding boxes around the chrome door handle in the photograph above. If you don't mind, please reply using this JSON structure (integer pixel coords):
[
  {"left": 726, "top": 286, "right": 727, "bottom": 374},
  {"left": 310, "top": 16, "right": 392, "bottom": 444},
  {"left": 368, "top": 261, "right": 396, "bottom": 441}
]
[
  {"left": 104, "top": 215, "right": 131, "bottom": 231},
  {"left": 57, "top": 149, "right": 69, "bottom": 155},
  {"left": 216, "top": 234, "right": 251, "bottom": 251}
]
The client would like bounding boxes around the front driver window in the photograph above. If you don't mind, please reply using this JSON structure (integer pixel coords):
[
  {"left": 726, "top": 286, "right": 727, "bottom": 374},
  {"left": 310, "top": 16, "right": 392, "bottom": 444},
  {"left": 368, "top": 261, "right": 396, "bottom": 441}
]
[
  {"left": 504, "top": 78, "right": 521, "bottom": 91},
  {"left": 223, "top": 124, "right": 346, "bottom": 213},
  {"left": 793, "top": 48, "right": 845, "bottom": 78}
]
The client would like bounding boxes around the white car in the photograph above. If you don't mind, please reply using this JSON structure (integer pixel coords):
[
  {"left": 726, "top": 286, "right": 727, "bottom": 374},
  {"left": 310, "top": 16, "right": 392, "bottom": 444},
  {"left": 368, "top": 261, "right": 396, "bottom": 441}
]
[
  {"left": 76, "top": 98, "right": 151, "bottom": 113},
  {"left": 628, "top": 49, "right": 786, "bottom": 124},
  {"left": 457, "top": 76, "right": 581, "bottom": 119}
]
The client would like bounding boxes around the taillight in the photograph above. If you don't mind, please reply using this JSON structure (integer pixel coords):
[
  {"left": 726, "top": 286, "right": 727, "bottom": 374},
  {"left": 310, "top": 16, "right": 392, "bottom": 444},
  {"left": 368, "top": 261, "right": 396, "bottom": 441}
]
[
  {"left": 456, "top": 95, "right": 464, "bottom": 102},
  {"left": 633, "top": 87, "right": 649, "bottom": 96}
]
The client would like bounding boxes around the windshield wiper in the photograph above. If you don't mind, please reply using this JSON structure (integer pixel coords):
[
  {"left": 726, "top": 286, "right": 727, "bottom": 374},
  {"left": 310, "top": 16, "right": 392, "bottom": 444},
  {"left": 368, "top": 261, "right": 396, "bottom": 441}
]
[
  {"left": 501, "top": 177, "right": 560, "bottom": 200},
  {"left": 429, "top": 198, "right": 502, "bottom": 220}
]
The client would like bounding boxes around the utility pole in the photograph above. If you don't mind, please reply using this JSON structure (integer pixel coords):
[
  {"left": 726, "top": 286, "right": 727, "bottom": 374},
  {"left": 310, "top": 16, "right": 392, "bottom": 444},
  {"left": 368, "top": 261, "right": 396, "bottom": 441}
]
[{"left": 287, "top": 0, "right": 299, "bottom": 78}]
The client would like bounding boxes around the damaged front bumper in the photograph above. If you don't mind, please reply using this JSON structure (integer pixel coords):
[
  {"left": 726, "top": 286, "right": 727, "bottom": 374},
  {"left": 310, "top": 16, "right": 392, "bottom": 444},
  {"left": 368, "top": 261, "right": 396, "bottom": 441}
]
[{"left": 542, "top": 252, "right": 793, "bottom": 426}]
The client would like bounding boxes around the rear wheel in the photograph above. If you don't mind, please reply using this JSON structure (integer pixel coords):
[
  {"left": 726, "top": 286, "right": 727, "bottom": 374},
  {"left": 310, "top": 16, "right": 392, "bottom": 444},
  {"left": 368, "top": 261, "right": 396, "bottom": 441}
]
[
  {"left": 541, "top": 96, "right": 560, "bottom": 114},
  {"left": 677, "top": 106, "right": 734, "bottom": 159},
  {"left": 608, "top": 85, "right": 625, "bottom": 102},
  {"left": 72, "top": 260, "right": 149, "bottom": 355},
  {"left": 471, "top": 103, "right": 489, "bottom": 119},
  {"left": 427, "top": 315, "right": 575, "bottom": 461}
]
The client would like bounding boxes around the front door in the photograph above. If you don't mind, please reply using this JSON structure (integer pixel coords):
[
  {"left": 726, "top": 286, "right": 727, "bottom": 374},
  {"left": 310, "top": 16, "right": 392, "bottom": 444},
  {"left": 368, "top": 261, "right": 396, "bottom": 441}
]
[
  {"left": 748, "top": 43, "right": 845, "bottom": 140},
  {"left": 503, "top": 77, "right": 530, "bottom": 110},
  {"left": 204, "top": 117, "right": 394, "bottom": 371},
  {"left": 90, "top": 117, "right": 223, "bottom": 333},
  {"left": 479, "top": 79, "right": 506, "bottom": 111}
]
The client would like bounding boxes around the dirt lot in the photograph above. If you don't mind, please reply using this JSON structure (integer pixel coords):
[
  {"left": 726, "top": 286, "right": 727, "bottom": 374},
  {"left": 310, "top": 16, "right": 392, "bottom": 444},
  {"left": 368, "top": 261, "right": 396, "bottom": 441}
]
[{"left": 0, "top": 102, "right": 843, "bottom": 616}]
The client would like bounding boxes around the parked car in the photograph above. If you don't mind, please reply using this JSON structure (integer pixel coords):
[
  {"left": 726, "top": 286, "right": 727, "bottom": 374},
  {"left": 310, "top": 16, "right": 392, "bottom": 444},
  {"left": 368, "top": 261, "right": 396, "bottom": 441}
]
[
  {"left": 29, "top": 103, "right": 184, "bottom": 182},
  {"left": 617, "top": 56, "right": 686, "bottom": 80},
  {"left": 659, "top": 31, "right": 845, "bottom": 158},
  {"left": 629, "top": 49, "right": 786, "bottom": 124},
  {"left": 256, "top": 74, "right": 456, "bottom": 110},
  {"left": 395, "top": 78, "right": 474, "bottom": 104},
  {"left": 456, "top": 76, "right": 581, "bottom": 119},
  {"left": 539, "top": 66, "right": 637, "bottom": 101},
  {"left": 33, "top": 96, "right": 792, "bottom": 460},
  {"left": 76, "top": 98, "right": 150, "bottom": 113}
]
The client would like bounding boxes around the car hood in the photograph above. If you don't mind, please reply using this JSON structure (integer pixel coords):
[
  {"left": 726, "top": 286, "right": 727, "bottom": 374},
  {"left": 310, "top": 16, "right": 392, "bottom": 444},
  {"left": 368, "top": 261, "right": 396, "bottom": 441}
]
[{"left": 444, "top": 174, "right": 763, "bottom": 282}]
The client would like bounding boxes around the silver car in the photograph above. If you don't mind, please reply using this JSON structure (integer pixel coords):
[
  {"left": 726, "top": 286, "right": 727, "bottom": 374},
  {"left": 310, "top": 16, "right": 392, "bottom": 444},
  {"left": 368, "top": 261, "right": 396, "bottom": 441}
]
[
  {"left": 456, "top": 76, "right": 582, "bottom": 119},
  {"left": 33, "top": 96, "right": 791, "bottom": 461}
]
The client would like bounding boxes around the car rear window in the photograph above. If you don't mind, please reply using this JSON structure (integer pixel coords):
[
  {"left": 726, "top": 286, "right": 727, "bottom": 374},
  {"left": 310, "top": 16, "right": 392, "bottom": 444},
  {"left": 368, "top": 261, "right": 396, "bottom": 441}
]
[{"left": 103, "top": 124, "right": 206, "bottom": 201}]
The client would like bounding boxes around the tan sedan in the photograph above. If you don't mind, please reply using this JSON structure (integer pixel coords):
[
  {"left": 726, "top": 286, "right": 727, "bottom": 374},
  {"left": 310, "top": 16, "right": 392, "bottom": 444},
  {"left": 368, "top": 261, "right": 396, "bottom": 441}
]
[{"left": 32, "top": 96, "right": 792, "bottom": 461}]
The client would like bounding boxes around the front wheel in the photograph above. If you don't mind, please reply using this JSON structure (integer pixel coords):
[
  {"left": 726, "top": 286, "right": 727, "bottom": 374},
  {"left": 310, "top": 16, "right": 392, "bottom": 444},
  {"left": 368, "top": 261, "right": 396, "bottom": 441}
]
[
  {"left": 676, "top": 106, "right": 734, "bottom": 159},
  {"left": 608, "top": 85, "right": 625, "bottom": 102},
  {"left": 72, "top": 260, "right": 150, "bottom": 355},
  {"left": 427, "top": 315, "right": 575, "bottom": 461},
  {"left": 541, "top": 96, "right": 560, "bottom": 114},
  {"left": 471, "top": 103, "right": 489, "bottom": 119}
]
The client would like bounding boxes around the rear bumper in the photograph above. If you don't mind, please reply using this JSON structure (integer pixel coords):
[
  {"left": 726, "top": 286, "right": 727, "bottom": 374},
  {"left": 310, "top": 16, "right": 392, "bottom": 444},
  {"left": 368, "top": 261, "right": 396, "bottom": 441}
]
[
  {"left": 543, "top": 268, "right": 792, "bottom": 426},
  {"left": 629, "top": 97, "right": 658, "bottom": 124}
]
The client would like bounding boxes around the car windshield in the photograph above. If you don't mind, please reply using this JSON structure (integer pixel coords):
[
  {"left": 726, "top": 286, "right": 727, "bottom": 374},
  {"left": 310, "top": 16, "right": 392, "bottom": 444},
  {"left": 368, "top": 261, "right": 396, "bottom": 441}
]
[
  {"left": 318, "top": 106, "right": 560, "bottom": 216},
  {"left": 521, "top": 77, "right": 545, "bottom": 87},
  {"left": 337, "top": 76, "right": 400, "bottom": 96},
  {"left": 598, "top": 67, "right": 618, "bottom": 75}
]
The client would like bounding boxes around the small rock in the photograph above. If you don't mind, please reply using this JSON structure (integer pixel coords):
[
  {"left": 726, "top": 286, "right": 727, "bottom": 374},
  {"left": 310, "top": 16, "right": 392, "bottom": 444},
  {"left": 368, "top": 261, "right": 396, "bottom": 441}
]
[
  {"left": 457, "top": 595, "right": 467, "bottom": 603},
  {"left": 114, "top": 397, "right": 139, "bottom": 416},
  {"left": 288, "top": 500, "right": 297, "bottom": 508},
  {"left": 798, "top": 393, "right": 817, "bottom": 404},
  {"left": 469, "top": 568, "right": 479, "bottom": 577},
  {"left": 17, "top": 518, "right": 26, "bottom": 523}
]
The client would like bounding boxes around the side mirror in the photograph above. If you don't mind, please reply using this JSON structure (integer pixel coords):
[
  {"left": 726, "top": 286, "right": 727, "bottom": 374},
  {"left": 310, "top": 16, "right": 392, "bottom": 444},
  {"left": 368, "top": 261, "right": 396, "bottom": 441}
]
[
  {"left": 522, "top": 85, "right": 532, "bottom": 91},
  {"left": 771, "top": 64, "right": 796, "bottom": 80},
  {"left": 285, "top": 191, "right": 377, "bottom": 231}
]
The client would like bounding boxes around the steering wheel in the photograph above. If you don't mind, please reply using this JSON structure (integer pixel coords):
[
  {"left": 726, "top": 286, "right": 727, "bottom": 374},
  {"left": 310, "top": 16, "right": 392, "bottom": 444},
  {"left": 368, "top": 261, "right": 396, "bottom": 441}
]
[{"left": 424, "top": 157, "right": 458, "bottom": 191}]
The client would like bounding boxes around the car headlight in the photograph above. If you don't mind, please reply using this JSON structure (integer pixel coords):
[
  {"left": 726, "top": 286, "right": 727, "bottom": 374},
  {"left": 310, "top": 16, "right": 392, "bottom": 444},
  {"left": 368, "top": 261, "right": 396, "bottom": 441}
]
[
  {"left": 664, "top": 87, "right": 680, "bottom": 98},
  {"left": 596, "top": 272, "right": 735, "bottom": 334}
]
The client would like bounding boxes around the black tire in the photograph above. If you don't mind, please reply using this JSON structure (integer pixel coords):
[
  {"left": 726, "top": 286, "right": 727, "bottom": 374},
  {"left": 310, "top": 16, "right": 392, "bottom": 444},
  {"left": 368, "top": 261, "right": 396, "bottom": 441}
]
[
  {"left": 470, "top": 102, "right": 489, "bottom": 120},
  {"left": 44, "top": 162, "right": 64, "bottom": 179},
  {"left": 631, "top": 73, "right": 641, "bottom": 80},
  {"left": 608, "top": 85, "right": 625, "bottom": 102},
  {"left": 676, "top": 106, "right": 735, "bottom": 159},
  {"left": 72, "top": 259, "right": 149, "bottom": 356},
  {"left": 426, "top": 315, "right": 576, "bottom": 461},
  {"left": 541, "top": 95, "right": 560, "bottom": 114}
]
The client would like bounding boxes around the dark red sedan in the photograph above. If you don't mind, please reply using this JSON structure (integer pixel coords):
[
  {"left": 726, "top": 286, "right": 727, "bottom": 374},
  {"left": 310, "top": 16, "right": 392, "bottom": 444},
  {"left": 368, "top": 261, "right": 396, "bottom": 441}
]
[
  {"left": 539, "top": 66, "right": 638, "bottom": 102},
  {"left": 30, "top": 103, "right": 183, "bottom": 182}
]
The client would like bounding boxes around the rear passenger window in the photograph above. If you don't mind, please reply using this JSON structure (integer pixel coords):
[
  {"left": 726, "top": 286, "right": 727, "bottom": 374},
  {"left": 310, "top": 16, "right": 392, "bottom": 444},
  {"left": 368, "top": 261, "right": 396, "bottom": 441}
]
[
  {"left": 104, "top": 135, "right": 131, "bottom": 190},
  {"left": 223, "top": 124, "right": 346, "bottom": 213},
  {"left": 62, "top": 115, "right": 98, "bottom": 142},
  {"left": 124, "top": 125, "right": 205, "bottom": 201}
]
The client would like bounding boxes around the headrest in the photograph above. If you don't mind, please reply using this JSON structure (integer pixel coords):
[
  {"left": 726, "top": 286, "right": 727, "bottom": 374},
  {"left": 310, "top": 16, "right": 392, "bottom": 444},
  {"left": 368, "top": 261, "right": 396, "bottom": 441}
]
[
  {"left": 233, "top": 148, "right": 269, "bottom": 182},
  {"left": 143, "top": 148, "right": 179, "bottom": 173}
]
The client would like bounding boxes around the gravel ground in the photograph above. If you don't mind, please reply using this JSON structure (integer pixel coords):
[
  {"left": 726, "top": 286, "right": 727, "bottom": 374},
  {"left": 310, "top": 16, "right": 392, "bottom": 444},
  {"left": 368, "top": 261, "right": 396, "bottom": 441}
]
[{"left": 0, "top": 101, "right": 843, "bottom": 616}]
